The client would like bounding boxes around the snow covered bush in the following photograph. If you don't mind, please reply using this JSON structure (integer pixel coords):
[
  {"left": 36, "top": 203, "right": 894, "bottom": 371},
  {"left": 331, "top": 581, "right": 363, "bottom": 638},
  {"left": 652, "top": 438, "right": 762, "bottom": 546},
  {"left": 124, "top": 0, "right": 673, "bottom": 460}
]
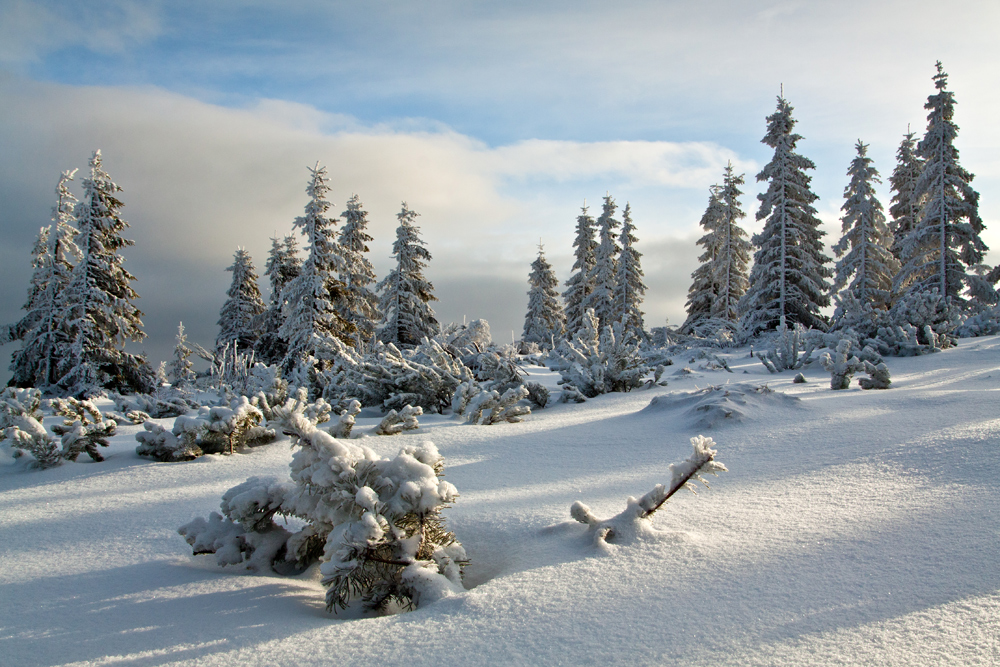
[
  {"left": 330, "top": 338, "right": 473, "bottom": 414},
  {"left": 547, "top": 309, "right": 647, "bottom": 400},
  {"left": 463, "top": 386, "right": 530, "bottom": 425},
  {"left": 180, "top": 405, "right": 466, "bottom": 613},
  {"left": 50, "top": 397, "right": 117, "bottom": 462},
  {"left": 329, "top": 399, "right": 362, "bottom": 439},
  {"left": 113, "top": 387, "right": 199, "bottom": 419},
  {"left": 140, "top": 397, "right": 275, "bottom": 461},
  {"left": 372, "top": 405, "right": 423, "bottom": 435},
  {"left": 134, "top": 421, "right": 203, "bottom": 462},
  {"left": 859, "top": 361, "right": 892, "bottom": 390},
  {"left": 819, "top": 340, "right": 865, "bottom": 390},
  {"left": 756, "top": 323, "right": 819, "bottom": 373},
  {"left": 0, "top": 388, "right": 61, "bottom": 468},
  {"left": 571, "top": 435, "right": 727, "bottom": 546},
  {"left": 955, "top": 306, "right": 1000, "bottom": 338},
  {"left": 524, "top": 382, "right": 550, "bottom": 409},
  {"left": 889, "top": 289, "right": 961, "bottom": 343}
]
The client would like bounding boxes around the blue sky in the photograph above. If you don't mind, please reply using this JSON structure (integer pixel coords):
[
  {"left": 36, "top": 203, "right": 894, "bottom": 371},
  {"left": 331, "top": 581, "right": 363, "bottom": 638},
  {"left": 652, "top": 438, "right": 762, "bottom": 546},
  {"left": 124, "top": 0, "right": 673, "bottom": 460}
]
[{"left": 1, "top": 0, "right": 998, "bottom": 370}]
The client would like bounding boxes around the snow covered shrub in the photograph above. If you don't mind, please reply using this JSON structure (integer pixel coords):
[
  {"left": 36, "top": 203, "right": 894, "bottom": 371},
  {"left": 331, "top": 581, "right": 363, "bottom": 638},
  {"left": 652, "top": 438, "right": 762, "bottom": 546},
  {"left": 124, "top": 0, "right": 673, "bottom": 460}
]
[
  {"left": 524, "top": 381, "right": 550, "bottom": 409},
  {"left": 173, "top": 397, "right": 275, "bottom": 456},
  {"left": 113, "top": 387, "right": 198, "bottom": 419},
  {"left": 830, "top": 291, "right": 893, "bottom": 339},
  {"left": 889, "top": 289, "right": 961, "bottom": 343},
  {"left": 463, "top": 386, "right": 530, "bottom": 425},
  {"left": 547, "top": 309, "right": 647, "bottom": 400},
  {"left": 441, "top": 318, "right": 492, "bottom": 352},
  {"left": 955, "top": 306, "right": 1000, "bottom": 338},
  {"left": 869, "top": 324, "right": 942, "bottom": 357},
  {"left": 332, "top": 339, "right": 473, "bottom": 414},
  {"left": 373, "top": 405, "right": 423, "bottom": 435},
  {"left": 793, "top": 373, "right": 807, "bottom": 383},
  {"left": 756, "top": 323, "right": 819, "bottom": 373},
  {"left": 0, "top": 387, "right": 43, "bottom": 427},
  {"left": 268, "top": 387, "right": 332, "bottom": 430},
  {"left": 328, "top": 399, "right": 362, "bottom": 439},
  {"left": 180, "top": 409, "right": 465, "bottom": 613},
  {"left": 859, "top": 361, "right": 892, "bottom": 390},
  {"left": 474, "top": 351, "right": 524, "bottom": 393},
  {"left": 571, "top": 435, "right": 727, "bottom": 546},
  {"left": 819, "top": 340, "right": 865, "bottom": 390},
  {"left": 0, "top": 388, "right": 61, "bottom": 467},
  {"left": 179, "top": 476, "right": 297, "bottom": 572},
  {"left": 134, "top": 421, "right": 203, "bottom": 462},
  {"left": 50, "top": 397, "right": 117, "bottom": 462}
]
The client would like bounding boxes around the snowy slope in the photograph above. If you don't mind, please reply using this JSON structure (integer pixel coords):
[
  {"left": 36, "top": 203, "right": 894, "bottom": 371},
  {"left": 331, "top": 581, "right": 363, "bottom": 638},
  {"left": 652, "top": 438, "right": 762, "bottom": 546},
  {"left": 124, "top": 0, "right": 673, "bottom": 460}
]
[{"left": 2, "top": 338, "right": 999, "bottom": 666}]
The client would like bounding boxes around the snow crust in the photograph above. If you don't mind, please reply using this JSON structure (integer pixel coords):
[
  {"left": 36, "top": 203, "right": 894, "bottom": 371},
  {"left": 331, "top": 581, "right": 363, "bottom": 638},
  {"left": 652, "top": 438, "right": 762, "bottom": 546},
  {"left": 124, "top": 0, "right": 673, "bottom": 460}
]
[{"left": 3, "top": 337, "right": 1000, "bottom": 665}]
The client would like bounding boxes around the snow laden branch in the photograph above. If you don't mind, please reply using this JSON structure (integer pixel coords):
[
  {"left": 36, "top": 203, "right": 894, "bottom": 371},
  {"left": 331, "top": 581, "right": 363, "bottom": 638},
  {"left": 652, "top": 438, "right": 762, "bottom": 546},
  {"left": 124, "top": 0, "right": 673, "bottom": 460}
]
[{"left": 571, "top": 435, "right": 727, "bottom": 546}]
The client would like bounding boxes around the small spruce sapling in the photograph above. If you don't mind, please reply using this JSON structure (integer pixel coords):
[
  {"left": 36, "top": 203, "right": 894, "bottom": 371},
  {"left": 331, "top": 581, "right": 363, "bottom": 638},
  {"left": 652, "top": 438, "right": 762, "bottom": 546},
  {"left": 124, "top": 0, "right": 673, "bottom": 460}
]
[
  {"left": 373, "top": 405, "right": 423, "bottom": 435},
  {"left": 859, "top": 361, "right": 892, "bottom": 389},
  {"left": 0, "top": 388, "right": 62, "bottom": 468},
  {"left": 571, "top": 435, "right": 726, "bottom": 546},
  {"left": 819, "top": 339, "right": 865, "bottom": 390},
  {"left": 50, "top": 397, "right": 117, "bottom": 462}
]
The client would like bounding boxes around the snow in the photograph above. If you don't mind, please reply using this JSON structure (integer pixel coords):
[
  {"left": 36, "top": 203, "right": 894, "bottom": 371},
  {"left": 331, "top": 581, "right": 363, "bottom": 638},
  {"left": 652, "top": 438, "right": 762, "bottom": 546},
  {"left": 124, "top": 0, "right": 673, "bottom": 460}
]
[{"left": 3, "top": 337, "right": 1000, "bottom": 665}]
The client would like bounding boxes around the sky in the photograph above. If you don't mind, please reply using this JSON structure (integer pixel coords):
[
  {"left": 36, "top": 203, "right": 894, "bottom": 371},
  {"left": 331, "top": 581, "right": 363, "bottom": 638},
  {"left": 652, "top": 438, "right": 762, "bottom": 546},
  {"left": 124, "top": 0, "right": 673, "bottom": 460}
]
[{"left": 1, "top": 0, "right": 998, "bottom": 373}]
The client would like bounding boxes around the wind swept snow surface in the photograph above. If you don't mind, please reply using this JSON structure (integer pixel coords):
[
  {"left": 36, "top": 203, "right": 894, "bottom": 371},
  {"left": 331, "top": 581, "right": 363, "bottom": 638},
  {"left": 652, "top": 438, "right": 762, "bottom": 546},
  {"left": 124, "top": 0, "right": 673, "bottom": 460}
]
[{"left": 3, "top": 338, "right": 1000, "bottom": 665}]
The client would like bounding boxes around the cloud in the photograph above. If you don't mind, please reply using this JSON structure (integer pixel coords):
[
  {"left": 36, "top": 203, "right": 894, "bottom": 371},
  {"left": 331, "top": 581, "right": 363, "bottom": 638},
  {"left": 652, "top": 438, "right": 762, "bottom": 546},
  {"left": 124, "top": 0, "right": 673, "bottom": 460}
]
[
  {"left": 0, "top": 76, "right": 733, "bottom": 371},
  {"left": 0, "top": 0, "right": 161, "bottom": 65}
]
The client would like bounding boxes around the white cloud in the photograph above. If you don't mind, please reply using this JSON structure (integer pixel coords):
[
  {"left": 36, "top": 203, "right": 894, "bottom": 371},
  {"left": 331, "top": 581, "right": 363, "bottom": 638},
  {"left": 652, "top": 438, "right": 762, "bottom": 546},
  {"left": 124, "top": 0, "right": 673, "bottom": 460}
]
[{"left": 0, "top": 0, "right": 161, "bottom": 65}]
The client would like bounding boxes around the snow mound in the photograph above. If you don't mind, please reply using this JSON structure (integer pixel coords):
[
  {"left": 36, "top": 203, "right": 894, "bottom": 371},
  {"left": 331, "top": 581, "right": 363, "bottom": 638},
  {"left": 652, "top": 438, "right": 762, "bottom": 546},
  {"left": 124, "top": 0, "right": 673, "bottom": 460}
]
[{"left": 641, "top": 383, "right": 801, "bottom": 429}]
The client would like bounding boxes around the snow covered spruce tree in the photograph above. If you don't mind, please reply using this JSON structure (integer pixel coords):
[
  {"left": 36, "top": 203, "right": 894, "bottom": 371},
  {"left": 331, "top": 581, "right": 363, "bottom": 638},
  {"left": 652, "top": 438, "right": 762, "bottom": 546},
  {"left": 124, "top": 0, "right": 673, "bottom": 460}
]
[
  {"left": 613, "top": 203, "right": 646, "bottom": 337},
  {"left": 56, "top": 150, "right": 153, "bottom": 396},
  {"left": 682, "top": 186, "right": 725, "bottom": 332},
  {"left": 562, "top": 202, "right": 598, "bottom": 337},
  {"left": 4, "top": 169, "right": 82, "bottom": 388},
  {"left": 216, "top": 248, "right": 266, "bottom": 354},
  {"left": 338, "top": 194, "right": 380, "bottom": 349},
  {"left": 167, "top": 322, "right": 197, "bottom": 387},
  {"left": 739, "top": 95, "right": 832, "bottom": 337},
  {"left": 831, "top": 141, "right": 899, "bottom": 326},
  {"left": 893, "top": 62, "right": 994, "bottom": 308},
  {"left": 888, "top": 128, "right": 924, "bottom": 266},
  {"left": 255, "top": 234, "right": 302, "bottom": 365},
  {"left": 280, "top": 163, "right": 355, "bottom": 375},
  {"left": 711, "top": 163, "right": 752, "bottom": 322},
  {"left": 377, "top": 203, "right": 440, "bottom": 346},
  {"left": 522, "top": 243, "right": 565, "bottom": 349},
  {"left": 583, "top": 194, "right": 621, "bottom": 328}
]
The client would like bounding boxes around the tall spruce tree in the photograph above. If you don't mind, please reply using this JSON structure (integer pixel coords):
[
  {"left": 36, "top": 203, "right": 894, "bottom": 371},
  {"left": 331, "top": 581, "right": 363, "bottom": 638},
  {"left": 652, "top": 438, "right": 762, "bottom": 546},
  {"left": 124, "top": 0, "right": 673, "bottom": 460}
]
[
  {"left": 377, "top": 203, "right": 439, "bottom": 346},
  {"left": 888, "top": 129, "right": 924, "bottom": 266},
  {"left": 831, "top": 141, "right": 898, "bottom": 315},
  {"left": 280, "top": 163, "right": 354, "bottom": 371},
  {"left": 216, "top": 247, "right": 266, "bottom": 354},
  {"left": 338, "top": 194, "right": 380, "bottom": 349},
  {"left": 583, "top": 194, "right": 621, "bottom": 327},
  {"left": 522, "top": 243, "right": 565, "bottom": 348},
  {"left": 57, "top": 150, "right": 152, "bottom": 395},
  {"left": 739, "top": 95, "right": 832, "bottom": 336},
  {"left": 613, "top": 203, "right": 646, "bottom": 336},
  {"left": 894, "top": 62, "right": 992, "bottom": 306},
  {"left": 255, "top": 234, "right": 301, "bottom": 365},
  {"left": 711, "top": 163, "right": 752, "bottom": 322},
  {"left": 562, "top": 202, "right": 598, "bottom": 336},
  {"left": 683, "top": 186, "right": 726, "bottom": 331},
  {"left": 5, "top": 169, "right": 82, "bottom": 388}
]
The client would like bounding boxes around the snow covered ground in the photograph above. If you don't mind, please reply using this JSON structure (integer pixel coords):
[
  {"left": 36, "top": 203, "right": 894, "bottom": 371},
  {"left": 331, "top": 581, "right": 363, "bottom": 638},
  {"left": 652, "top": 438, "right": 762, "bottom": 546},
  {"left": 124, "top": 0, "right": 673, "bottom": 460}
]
[{"left": 2, "top": 337, "right": 999, "bottom": 666}]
